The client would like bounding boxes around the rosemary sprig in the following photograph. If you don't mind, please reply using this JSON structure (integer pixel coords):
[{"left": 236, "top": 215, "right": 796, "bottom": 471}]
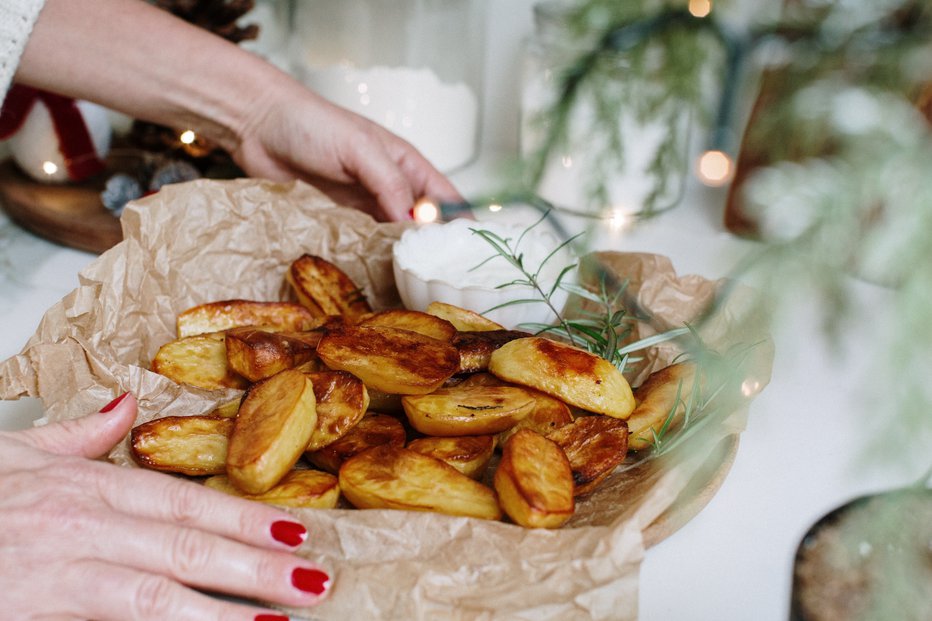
[{"left": 471, "top": 218, "right": 689, "bottom": 371}]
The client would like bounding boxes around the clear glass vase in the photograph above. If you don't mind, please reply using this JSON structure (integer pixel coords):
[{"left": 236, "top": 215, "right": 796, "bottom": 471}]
[
  {"left": 519, "top": 1, "right": 692, "bottom": 220},
  {"left": 291, "top": 0, "right": 486, "bottom": 173}
]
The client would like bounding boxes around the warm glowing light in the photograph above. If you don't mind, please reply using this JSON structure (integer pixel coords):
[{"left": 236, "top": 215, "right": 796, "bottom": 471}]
[
  {"left": 412, "top": 197, "right": 440, "bottom": 223},
  {"left": 179, "top": 130, "right": 197, "bottom": 145},
  {"left": 696, "top": 150, "right": 734, "bottom": 187},
  {"left": 488, "top": 203, "right": 503, "bottom": 213},
  {"left": 41, "top": 161, "right": 59, "bottom": 176},
  {"left": 607, "top": 208, "right": 633, "bottom": 234},
  {"left": 741, "top": 378, "right": 761, "bottom": 397},
  {"left": 689, "top": 0, "right": 712, "bottom": 18}
]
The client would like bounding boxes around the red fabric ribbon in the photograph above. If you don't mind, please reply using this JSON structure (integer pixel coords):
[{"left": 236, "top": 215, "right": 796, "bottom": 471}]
[{"left": 0, "top": 83, "right": 106, "bottom": 180}]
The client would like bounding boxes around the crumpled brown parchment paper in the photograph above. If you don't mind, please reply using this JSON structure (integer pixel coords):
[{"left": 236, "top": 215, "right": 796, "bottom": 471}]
[{"left": 0, "top": 179, "right": 773, "bottom": 621}]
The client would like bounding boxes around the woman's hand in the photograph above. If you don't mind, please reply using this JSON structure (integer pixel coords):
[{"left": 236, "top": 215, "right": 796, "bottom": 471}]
[
  {"left": 0, "top": 393, "right": 328, "bottom": 621},
  {"left": 233, "top": 80, "right": 463, "bottom": 222},
  {"left": 17, "top": 0, "right": 462, "bottom": 223}
]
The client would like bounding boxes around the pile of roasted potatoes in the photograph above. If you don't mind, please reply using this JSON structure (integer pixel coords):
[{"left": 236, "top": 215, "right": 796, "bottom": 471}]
[{"left": 136, "top": 254, "right": 694, "bottom": 528}]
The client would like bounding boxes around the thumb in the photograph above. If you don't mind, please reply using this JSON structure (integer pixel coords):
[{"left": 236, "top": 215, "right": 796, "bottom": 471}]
[{"left": 17, "top": 392, "right": 138, "bottom": 459}]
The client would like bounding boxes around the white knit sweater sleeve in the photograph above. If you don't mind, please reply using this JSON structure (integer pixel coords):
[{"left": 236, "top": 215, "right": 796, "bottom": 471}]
[{"left": 0, "top": 0, "right": 47, "bottom": 101}]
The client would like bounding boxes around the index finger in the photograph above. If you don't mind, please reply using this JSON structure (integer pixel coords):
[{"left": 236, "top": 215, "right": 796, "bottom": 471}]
[{"left": 91, "top": 462, "right": 309, "bottom": 551}]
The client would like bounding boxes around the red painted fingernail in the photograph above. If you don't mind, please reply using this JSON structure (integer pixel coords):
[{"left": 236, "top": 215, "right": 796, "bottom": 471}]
[
  {"left": 99, "top": 392, "right": 129, "bottom": 413},
  {"left": 270, "top": 520, "right": 307, "bottom": 547},
  {"left": 254, "top": 615, "right": 289, "bottom": 621},
  {"left": 292, "top": 567, "right": 329, "bottom": 595}
]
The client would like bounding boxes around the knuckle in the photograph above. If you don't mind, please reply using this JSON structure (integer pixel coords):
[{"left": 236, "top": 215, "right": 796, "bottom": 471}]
[
  {"left": 166, "top": 480, "right": 204, "bottom": 526},
  {"left": 252, "top": 552, "right": 288, "bottom": 593},
  {"left": 130, "top": 574, "right": 177, "bottom": 620},
  {"left": 168, "top": 527, "right": 214, "bottom": 577}
]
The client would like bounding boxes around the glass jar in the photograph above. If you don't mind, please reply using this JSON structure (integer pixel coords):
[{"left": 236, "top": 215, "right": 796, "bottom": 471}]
[
  {"left": 291, "top": 0, "right": 486, "bottom": 173},
  {"left": 520, "top": 1, "right": 692, "bottom": 219}
]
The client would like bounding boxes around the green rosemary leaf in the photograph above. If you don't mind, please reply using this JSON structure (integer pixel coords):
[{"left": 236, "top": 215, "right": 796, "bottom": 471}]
[
  {"left": 616, "top": 326, "right": 690, "bottom": 355},
  {"left": 559, "top": 282, "right": 607, "bottom": 304}
]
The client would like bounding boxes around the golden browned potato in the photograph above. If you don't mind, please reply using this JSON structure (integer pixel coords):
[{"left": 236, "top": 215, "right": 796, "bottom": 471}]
[
  {"left": 406, "top": 435, "right": 495, "bottom": 479},
  {"left": 306, "top": 413, "right": 406, "bottom": 473},
  {"left": 489, "top": 337, "right": 635, "bottom": 419},
  {"left": 130, "top": 415, "right": 233, "bottom": 476},
  {"left": 227, "top": 369, "right": 317, "bottom": 494},
  {"left": 151, "top": 331, "right": 248, "bottom": 390},
  {"left": 365, "top": 386, "right": 404, "bottom": 414},
  {"left": 176, "top": 300, "right": 318, "bottom": 338},
  {"left": 498, "top": 388, "right": 573, "bottom": 444},
  {"left": 626, "top": 363, "right": 697, "bottom": 451},
  {"left": 225, "top": 327, "right": 318, "bottom": 382},
  {"left": 210, "top": 397, "right": 242, "bottom": 418},
  {"left": 453, "top": 329, "right": 532, "bottom": 374},
  {"left": 286, "top": 254, "right": 371, "bottom": 320},
  {"left": 204, "top": 470, "right": 340, "bottom": 509},
  {"left": 493, "top": 429, "right": 575, "bottom": 528},
  {"left": 459, "top": 373, "right": 574, "bottom": 442},
  {"left": 317, "top": 325, "right": 459, "bottom": 395},
  {"left": 359, "top": 309, "right": 457, "bottom": 342},
  {"left": 401, "top": 385, "right": 535, "bottom": 436},
  {"left": 546, "top": 416, "right": 628, "bottom": 496},
  {"left": 339, "top": 445, "right": 501, "bottom": 520},
  {"left": 304, "top": 370, "right": 369, "bottom": 451},
  {"left": 426, "top": 301, "right": 504, "bottom": 332}
]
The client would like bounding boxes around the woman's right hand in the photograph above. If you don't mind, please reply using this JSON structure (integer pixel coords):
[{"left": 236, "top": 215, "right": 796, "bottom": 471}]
[{"left": 0, "top": 392, "right": 329, "bottom": 621}]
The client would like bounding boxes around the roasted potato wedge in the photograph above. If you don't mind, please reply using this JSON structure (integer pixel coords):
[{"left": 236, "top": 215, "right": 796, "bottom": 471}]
[
  {"left": 453, "top": 329, "right": 532, "bottom": 374},
  {"left": 227, "top": 369, "right": 317, "bottom": 494},
  {"left": 176, "top": 300, "right": 318, "bottom": 338},
  {"left": 426, "top": 301, "right": 504, "bottom": 332},
  {"left": 317, "top": 325, "right": 459, "bottom": 395},
  {"left": 407, "top": 435, "right": 495, "bottom": 479},
  {"left": 304, "top": 371, "right": 369, "bottom": 451},
  {"left": 494, "top": 429, "right": 575, "bottom": 528},
  {"left": 489, "top": 337, "right": 635, "bottom": 419},
  {"left": 401, "top": 385, "right": 535, "bottom": 436},
  {"left": 546, "top": 415, "right": 628, "bottom": 496},
  {"left": 460, "top": 373, "right": 574, "bottom": 442},
  {"left": 365, "top": 386, "right": 404, "bottom": 414},
  {"left": 339, "top": 445, "right": 501, "bottom": 520},
  {"left": 225, "top": 327, "right": 318, "bottom": 382},
  {"left": 204, "top": 470, "right": 340, "bottom": 509},
  {"left": 211, "top": 397, "right": 242, "bottom": 418},
  {"left": 359, "top": 309, "right": 457, "bottom": 342},
  {"left": 306, "top": 413, "right": 406, "bottom": 473},
  {"left": 130, "top": 415, "right": 233, "bottom": 476},
  {"left": 627, "top": 363, "right": 697, "bottom": 451},
  {"left": 287, "top": 254, "right": 371, "bottom": 320},
  {"left": 498, "top": 388, "right": 573, "bottom": 444},
  {"left": 151, "top": 331, "right": 248, "bottom": 390}
]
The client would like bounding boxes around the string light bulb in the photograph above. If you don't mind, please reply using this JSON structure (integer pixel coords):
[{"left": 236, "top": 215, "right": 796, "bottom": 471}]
[
  {"left": 688, "top": 0, "right": 712, "bottom": 18},
  {"left": 179, "top": 130, "right": 197, "bottom": 145},
  {"left": 488, "top": 203, "right": 503, "bottom": 213},
  {"left": 41, "top": 161, "right": 58, "bottom": 176},
  {"left": 412, "top": 197, "right": 440, "bottom": 223},
  {"left": 696, "top": 149, "right": 734, "bottom": 187}
]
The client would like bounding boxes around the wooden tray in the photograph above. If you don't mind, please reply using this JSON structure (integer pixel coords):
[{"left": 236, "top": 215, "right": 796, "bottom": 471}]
[
  {"left": 644, "top": 434, "right": 739, "bottom": 547},
  {"left": 0, "top": 159, "right": 122, "bottom": 254}
]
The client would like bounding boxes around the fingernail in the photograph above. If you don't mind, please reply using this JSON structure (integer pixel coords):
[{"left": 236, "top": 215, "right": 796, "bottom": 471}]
[
  {"left": 291, "top": 567, "right": 330, "bottom": 595},
  {"left": 254, "top": 615, "right": 289, "bottom": 621},
  {"left": 99, "top": 392, "right": 130, "bottom": 413},
  {"left": 270, "top": 520, "right": 307, "bottom": 547}
]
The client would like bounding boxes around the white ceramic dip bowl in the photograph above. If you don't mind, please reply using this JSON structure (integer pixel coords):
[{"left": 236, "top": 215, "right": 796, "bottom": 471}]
[{"left": 392, "top": 219, "right": 576, "bottom": 330}]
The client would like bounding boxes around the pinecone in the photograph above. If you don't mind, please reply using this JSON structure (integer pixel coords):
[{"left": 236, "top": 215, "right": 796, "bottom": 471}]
[
  {"left": 154, "top": 0, "right": 259, "bottom": 44},
  {"left": 127, "top": 1, "right": 259, "bottom": 172}
]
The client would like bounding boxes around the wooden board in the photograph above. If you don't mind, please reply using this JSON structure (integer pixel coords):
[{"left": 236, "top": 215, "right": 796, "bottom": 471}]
[
  {"left": 0, "top": 160, "right": 122, "bottom": 254},
  {"left": 644, "top": 434, "right": 739, "bottom": 547}
]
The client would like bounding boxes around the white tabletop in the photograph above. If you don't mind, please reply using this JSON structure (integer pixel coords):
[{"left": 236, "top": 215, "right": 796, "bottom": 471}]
[{"left": 0, "top": 154, "right": 919, "bottom": 621}]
